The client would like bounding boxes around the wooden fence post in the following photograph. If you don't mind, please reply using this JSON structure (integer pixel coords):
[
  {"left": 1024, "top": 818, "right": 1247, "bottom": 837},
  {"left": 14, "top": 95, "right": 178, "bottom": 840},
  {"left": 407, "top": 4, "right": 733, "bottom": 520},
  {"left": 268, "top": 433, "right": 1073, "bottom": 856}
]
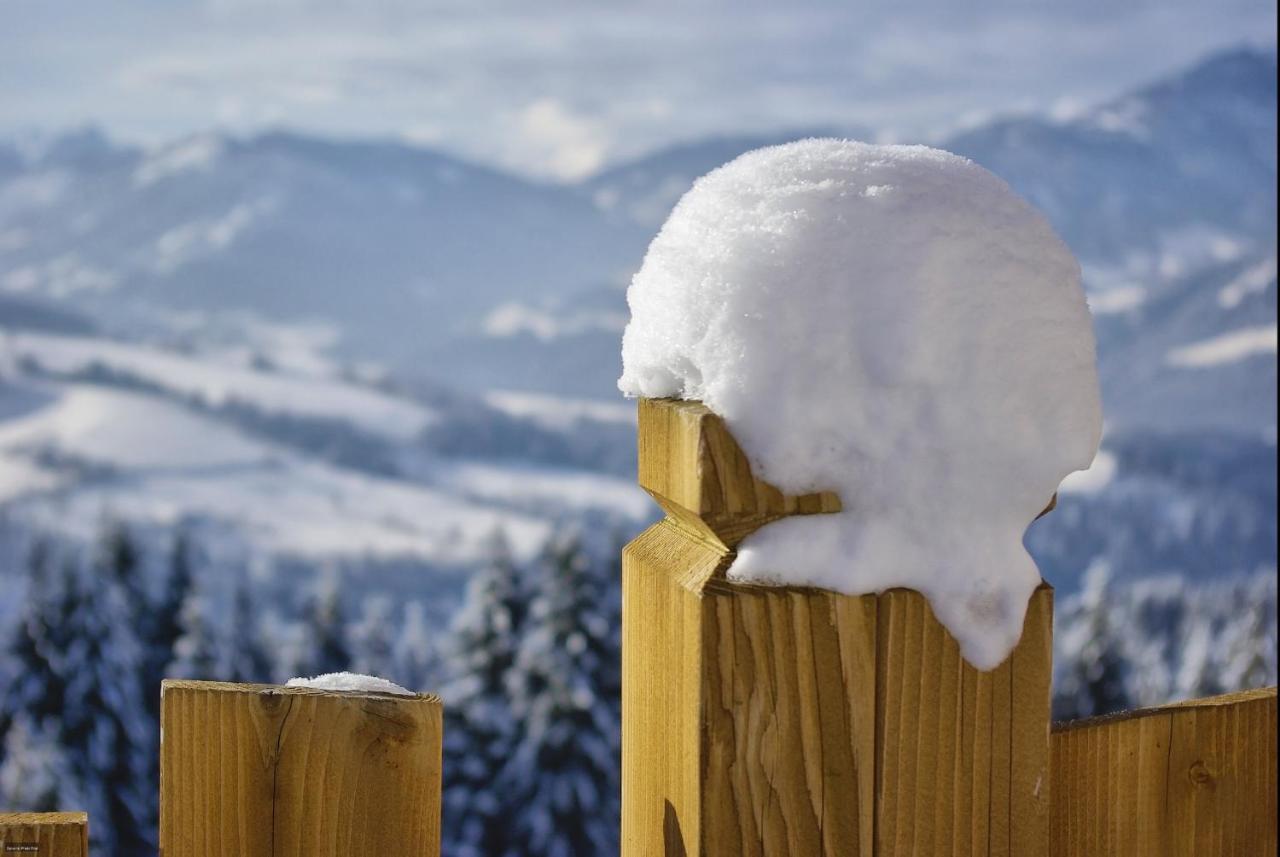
[
  {"left": 159, "top": 679, "right": 442, "bottom": 857},
  {"left": 0, "top": 813, "right": 88, "bottom": 857},
  {"left": 622, "top": 397, "right": 1053, "bottom": 857}
]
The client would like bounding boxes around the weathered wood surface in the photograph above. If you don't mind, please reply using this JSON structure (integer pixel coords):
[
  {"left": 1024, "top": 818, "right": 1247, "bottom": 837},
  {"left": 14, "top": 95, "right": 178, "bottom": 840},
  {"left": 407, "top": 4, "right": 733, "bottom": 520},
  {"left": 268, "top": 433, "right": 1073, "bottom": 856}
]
[
  {"left": 0, "top": 812, "right": 88, "bottom": 857},
  {"left": 636, "top": 397, "right": 841, "bottom": 549},
  {"left": 159, "top": 679, "right": 442, "bottom": 857},
  {"left": 623, "top": 397, "right": 1053, "bottom": 857},
  {"left": 1050, "top": 686, "right": 1277, "bottom": 857}
]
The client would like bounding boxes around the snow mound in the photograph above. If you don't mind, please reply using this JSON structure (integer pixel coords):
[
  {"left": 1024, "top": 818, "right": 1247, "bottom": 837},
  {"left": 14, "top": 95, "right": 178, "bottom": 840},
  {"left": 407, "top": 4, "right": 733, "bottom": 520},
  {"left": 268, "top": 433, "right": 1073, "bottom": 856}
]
[
  {"left": 286, "top": 672, "right": 414, "bottom": 696},
  {"left": 619, "top": 139, "right": 1102, "bottom": 669}
]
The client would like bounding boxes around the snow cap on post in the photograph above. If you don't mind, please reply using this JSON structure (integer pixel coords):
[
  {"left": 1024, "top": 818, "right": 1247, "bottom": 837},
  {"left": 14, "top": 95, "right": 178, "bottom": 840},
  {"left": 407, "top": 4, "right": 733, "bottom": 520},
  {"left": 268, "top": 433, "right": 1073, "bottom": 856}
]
[{"left": 618, "top": 138, "right": 1102, "bottom": 669}]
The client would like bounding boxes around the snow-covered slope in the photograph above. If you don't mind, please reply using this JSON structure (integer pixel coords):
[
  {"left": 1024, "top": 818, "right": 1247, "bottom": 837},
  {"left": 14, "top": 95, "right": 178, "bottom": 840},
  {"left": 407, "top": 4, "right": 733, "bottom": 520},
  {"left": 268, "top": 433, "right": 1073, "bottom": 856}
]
[
  {"left": 0, "top": 331, "right": 648, "bottom": 578},
  {"left": 0, "top": 376, "right": 551, "bottom": 561},
  {"left": 4, "top": 330, "right": 437, "bottom": 440},
  {"left": 0, "top": 382, "right": 271, "bottom": 472},
  {"left": 1093, "top": 250, "right": 1277, "bottom": 435}
]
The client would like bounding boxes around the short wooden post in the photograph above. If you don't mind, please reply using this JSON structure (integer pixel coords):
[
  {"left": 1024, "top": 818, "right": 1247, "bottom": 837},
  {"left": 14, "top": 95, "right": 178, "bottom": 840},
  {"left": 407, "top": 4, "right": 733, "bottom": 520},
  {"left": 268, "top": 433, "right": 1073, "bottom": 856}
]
[
  {"left": 0, "top": 813, "right": 88, "bottom": 857},
  {"left": 622, "top": 398, "right": 1053, "bottom": 857},
  {"left": 159, "top": 680, "right": 442, "bottom": 857}
]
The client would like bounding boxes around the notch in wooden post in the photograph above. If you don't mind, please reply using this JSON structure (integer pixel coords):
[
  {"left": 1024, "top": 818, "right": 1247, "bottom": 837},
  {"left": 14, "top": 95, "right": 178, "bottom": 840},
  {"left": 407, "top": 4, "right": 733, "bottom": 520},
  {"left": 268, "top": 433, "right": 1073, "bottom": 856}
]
[
  {"left": 0, "top": 813, "right": 88, "bottom": 857},
  {"left": 622, "top": 397, "right": 1053, "bottom": 857},
  {"left": 159, "top": 680, "right": 442, "bottom": 857}
]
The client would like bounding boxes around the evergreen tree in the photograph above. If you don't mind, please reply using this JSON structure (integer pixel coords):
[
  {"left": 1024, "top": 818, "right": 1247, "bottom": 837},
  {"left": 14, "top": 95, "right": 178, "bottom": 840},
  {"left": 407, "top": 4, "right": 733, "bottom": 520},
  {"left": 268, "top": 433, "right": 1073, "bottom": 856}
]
[
  {"left": 499, "top": 530, "right": 621, "bottom": 857},
  {"left": 0, "top": 542, "right": 69, "bottom": 739},
  {"left": 350, "top": 594, "right": 396, "bottom": 678},
  {"left": 225, "top": 579, "right": 274, "bottom": 684},
  {"left": 55, "top": 533, "right": 153, "bottom": 856},
  {"left": 440, "top": 530, "right": 526, "bottom": 857},
  {"left": 169, "top": 589, "right": 221, "bottom": 679},
  {"left": 97, "top": 522, "right": 145, "bottom": 621},
  {"left": 1052, "top": 563, "right": 1131, "bottom": 720},
  {"left": 1174, "top": 613, "right": 1225, "bottom": 700},
  {"left": 1052, "top": 568, "right": 1278, "bottom": 719},
  {"left": 1219, "top": 575, "right": 1278, "bottom": 691},
  {"left": 147, "top": 532, "right": 195, "bottom": 693},
  {"left": 0, "top": 714, "right": 77, "bottom": 811},
  {"left": 296, "top": 569, "right": 351, "bottom": 678},
  {"left": 393, "top": 600, "right": 437, "bottom": 692},
  {"left": 0, "top": 543, "right": 74, "bottom": 809}
]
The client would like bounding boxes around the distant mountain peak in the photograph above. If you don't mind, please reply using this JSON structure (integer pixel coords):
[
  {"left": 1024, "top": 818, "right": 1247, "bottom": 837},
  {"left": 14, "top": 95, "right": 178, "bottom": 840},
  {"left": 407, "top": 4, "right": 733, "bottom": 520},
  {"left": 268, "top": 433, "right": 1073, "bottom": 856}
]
[
  {"left": 578, "top": 125, "right": 860, "bottom": 227},
  {"left": 12, "top": 124, "right": 137, "bottom": 170},
  {"left": 1178, "top": 44, "right": 1278, "bottom": 87},
  {"left": 1119, "top": 43, "right": 1278, "bottom": 112}
]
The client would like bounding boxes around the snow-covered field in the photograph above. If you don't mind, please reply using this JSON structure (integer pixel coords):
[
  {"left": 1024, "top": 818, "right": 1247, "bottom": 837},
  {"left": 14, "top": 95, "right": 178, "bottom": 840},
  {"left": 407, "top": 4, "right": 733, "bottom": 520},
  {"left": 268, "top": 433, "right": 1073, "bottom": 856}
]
[
  {"left": 485, "top": 389, "right": 635, "bottom": 430},
  {"left": 3, "top": 330, "right": 436, "bottom": 440},
  {"left": 0, "top": 332, "right": 648, "bottom": 573},
  {"left": 0, "top": 376, "right": 557, "bottom": 562}
]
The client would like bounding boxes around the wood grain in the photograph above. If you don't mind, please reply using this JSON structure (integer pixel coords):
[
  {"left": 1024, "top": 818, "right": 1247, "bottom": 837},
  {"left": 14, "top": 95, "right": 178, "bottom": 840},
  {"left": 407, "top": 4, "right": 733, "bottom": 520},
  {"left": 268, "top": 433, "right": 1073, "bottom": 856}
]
[
  {"left": 0, "top": 813, "right": 88, "bottom": 857},
  {"left": 636, "top": 397, "right": 841, "bottom": 550},
  {"left": 1050, "top": 686, "right": 1277, "bottom": 857},
  {"left": 159, "top": 679, "right": 442, "bottom": 857},
  {"left": 873, "top": 586, "right": 1052, "bottom": 857},
  {"left": 623, "top": 397, "right": 1053, "bottom": 856}
]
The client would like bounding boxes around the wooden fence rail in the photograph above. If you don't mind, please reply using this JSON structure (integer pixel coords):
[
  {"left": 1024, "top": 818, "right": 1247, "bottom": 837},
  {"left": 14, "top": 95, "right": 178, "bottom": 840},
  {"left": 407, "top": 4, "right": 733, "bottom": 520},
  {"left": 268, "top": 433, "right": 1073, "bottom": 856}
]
[{"left": 1051, "top": 687, "right": 1277, "bottom": 857}]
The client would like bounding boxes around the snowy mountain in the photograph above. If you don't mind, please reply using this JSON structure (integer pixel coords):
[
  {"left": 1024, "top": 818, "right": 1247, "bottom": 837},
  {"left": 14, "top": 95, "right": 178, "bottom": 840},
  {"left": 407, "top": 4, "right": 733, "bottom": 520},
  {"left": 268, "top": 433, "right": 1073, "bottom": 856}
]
[
  {"left": 578, "top": 128, "right": 854, "bottom": 229},
  {"left": 453, "top": 47, "right": 1278, "bottom": 404},
  {"left": 0, "top": 45, "right": 1275, "bottom": 595},
  {"left": 947, "top": 48, "right": 1277, "bottom": 270},
  {"left": 0, "top": 130, "right": 640, "bottom": 370}
]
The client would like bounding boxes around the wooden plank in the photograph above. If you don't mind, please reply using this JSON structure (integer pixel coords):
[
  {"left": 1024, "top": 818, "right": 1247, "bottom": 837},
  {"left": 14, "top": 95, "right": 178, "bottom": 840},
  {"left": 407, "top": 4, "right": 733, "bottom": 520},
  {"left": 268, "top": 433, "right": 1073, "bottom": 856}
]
[
  {"left": 621, "top": 519, "right": 717, "bottom": 857},
  {"left": 0, "top": 813, "right": 88, "bottom": 857},
  {"left": 159, "top": 679, "right": 442, "bottom": 857},
  {"left": 1050, "top": 686, "right": 1278, "bottom": 857},
  {"left": 699, "top": 579, "right": 879, "bottom": 856},
  {"left": 1009, "top": 585, "right": 1053, "bottom": 854},
  {"left": 623, "top": 397, "right": 1054, "bottom": 856},
  {"left": 874, "top": 586, "right": 1052, "bottom": 857}
]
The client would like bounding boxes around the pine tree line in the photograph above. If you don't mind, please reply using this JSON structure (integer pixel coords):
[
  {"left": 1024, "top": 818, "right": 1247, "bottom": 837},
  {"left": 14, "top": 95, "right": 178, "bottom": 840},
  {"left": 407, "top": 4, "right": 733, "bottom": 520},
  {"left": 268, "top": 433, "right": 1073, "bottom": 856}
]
[
  {"left": 0, "top": 521, "right": 625, "bottom": 857},
  {"left": 440, "top": 528, "right": 622, "bottom": 857},
  {"left": 0, "top": 524, "right": 343, "bottom": 854},
  {"left": 1052, "top": 563, "right": 1277, "bottom": 720}
]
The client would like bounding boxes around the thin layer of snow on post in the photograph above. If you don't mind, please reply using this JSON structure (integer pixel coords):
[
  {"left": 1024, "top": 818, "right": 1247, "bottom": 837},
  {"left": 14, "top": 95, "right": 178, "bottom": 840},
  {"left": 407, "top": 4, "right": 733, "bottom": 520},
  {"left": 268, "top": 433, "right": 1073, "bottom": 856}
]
[
  {"left": 618, "top": 139, "right": 1102, "bottom": 670},
  {"left": 286, "top": 671, "right": 415, "bottom": 696}
]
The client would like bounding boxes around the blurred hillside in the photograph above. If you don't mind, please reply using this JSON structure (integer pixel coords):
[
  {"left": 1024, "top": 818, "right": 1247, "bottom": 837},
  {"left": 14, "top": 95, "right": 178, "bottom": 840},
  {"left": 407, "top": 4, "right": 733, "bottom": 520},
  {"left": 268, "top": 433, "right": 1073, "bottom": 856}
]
[{"left": 1, "top": 46, "right": 1274, "bottom": 597}]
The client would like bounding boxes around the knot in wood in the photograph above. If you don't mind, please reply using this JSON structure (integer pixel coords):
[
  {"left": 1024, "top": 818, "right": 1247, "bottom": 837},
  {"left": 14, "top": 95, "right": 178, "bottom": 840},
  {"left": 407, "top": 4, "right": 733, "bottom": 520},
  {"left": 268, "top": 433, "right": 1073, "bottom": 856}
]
[{"left": 1188, "top": 759, "right": 1215, "bottom": 787}]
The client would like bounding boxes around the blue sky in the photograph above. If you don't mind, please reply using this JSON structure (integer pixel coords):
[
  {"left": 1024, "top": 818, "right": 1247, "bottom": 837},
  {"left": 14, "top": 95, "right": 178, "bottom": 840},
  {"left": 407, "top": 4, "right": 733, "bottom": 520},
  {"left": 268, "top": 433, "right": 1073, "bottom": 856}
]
[{"left": 2, "top": 0, "right": 1275, "bottom": 179}]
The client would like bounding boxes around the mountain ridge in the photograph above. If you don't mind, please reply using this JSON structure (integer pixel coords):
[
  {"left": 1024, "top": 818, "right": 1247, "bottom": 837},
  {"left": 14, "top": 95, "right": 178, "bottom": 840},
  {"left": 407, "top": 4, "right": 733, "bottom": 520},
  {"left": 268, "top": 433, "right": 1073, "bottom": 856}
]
[{"left": 1, "top": 44, "right": 1275, "bottom": 593}]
